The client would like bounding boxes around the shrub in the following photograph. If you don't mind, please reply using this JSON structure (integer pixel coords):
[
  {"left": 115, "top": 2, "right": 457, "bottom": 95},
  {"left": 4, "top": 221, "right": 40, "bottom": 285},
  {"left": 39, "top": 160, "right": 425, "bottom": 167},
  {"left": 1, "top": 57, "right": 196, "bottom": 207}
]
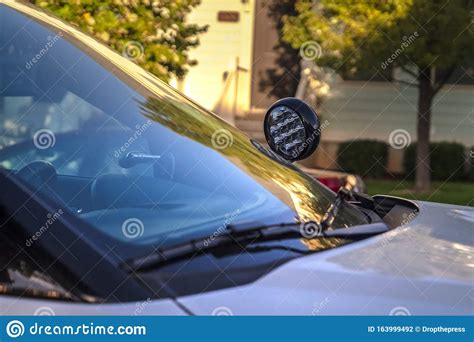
[
  {"left": 403, "top": 142, "right": 466, "bottom": 181},
  {"left": 337, "top": 140, "right": 388, "bottom": 178}
]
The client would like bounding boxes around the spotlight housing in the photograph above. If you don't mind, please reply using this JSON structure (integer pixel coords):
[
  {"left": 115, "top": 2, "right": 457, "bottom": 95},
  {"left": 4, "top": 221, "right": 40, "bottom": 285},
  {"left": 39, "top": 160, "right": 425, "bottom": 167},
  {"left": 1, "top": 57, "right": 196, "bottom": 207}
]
[{"left": 264, "top": 98, "right": 321, "bottom": 162}]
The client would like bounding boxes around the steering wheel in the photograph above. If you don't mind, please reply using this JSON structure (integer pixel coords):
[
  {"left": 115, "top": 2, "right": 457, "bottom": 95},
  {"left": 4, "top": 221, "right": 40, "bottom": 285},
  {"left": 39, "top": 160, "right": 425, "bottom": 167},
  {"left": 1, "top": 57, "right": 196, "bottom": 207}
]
[{"left": 15, "top": 161, "right": 64, "bottom": 204}]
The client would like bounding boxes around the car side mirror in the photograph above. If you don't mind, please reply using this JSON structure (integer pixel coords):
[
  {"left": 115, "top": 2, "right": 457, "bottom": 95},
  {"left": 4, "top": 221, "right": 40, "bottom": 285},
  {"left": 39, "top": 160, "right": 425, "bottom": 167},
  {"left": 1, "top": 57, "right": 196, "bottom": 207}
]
[{"left": 263, "top": 97, "right": 321, "bottom": 162}]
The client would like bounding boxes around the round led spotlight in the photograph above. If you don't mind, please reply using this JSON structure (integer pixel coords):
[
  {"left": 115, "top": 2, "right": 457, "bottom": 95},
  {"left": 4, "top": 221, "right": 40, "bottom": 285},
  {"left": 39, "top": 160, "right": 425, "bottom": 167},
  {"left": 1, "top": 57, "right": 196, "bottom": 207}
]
[{"left": 264, "top": 98, "right": 321, "bottom": 161}]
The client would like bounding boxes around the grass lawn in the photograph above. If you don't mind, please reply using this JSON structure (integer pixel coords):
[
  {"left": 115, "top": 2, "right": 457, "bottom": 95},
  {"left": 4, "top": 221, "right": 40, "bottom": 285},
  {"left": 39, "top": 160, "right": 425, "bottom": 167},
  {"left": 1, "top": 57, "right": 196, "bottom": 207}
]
[{"left": 366, "top": 180, "right": 474, "bottom": 207}]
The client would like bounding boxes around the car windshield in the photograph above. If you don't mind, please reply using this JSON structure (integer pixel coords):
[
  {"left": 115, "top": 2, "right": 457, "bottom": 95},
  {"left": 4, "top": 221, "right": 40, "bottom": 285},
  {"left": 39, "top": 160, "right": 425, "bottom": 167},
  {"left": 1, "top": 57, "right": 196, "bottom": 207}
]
[{"left": 0, "top": 4, "right": 368, "bottom": 259}]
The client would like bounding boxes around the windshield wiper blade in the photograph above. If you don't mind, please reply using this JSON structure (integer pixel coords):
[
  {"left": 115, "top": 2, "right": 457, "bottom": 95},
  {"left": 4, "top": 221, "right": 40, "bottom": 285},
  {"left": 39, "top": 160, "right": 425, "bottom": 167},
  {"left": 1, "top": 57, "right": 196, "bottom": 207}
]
[
  {"left": 122, "top": 221, "right": 388, "bottom": 272},
  {"left": 122, "top": 221, "right": 297, "bottom": 271}
]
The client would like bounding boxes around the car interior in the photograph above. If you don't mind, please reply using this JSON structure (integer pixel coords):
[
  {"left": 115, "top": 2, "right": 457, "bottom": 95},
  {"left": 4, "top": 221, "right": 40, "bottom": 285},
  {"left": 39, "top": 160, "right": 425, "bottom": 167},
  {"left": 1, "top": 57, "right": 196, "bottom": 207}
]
[{"left": 0, "top": 9, "right": 268, "bottom": 244}]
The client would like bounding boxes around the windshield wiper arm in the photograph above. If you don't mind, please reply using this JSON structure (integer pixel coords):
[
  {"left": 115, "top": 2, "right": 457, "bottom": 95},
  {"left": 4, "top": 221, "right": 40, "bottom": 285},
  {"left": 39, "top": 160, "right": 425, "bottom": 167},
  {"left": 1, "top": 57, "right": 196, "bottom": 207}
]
[
  {"left": 122, "top": 221, "right": 388, "bottom": 272},
  {"left": 320, "top": 187, "right": 352, "bottom": 230},
  {"left": 321, "top": 185, "right": 378, "bottom": 229}
]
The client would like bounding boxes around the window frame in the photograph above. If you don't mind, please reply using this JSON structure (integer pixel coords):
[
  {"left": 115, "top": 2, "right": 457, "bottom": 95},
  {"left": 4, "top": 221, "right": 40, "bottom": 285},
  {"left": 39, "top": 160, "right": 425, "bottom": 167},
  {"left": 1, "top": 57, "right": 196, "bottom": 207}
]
[{"left": 0, "top": 169, "right": 151, "bottom": 303}]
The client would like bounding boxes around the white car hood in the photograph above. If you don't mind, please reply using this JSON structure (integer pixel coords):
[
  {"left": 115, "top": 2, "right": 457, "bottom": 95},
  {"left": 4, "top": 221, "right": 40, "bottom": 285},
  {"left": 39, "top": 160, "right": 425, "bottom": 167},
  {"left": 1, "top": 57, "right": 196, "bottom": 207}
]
[
  {"left": 2, "top": 201, "right": 471, "bottom": 316},
  {"left": 179, "top": 201, "right": 474, "bottom": 315}
]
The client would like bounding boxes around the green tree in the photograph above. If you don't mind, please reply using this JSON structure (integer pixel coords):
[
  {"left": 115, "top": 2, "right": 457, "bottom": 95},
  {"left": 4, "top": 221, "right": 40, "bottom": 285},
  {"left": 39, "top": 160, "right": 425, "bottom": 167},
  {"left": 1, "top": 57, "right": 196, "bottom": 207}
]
[
  {"left": 282, "top": 0, "right": 473, "bottom": 192},
  {"left": 30, "top": 0, "right": 207, "bottom": 82}
]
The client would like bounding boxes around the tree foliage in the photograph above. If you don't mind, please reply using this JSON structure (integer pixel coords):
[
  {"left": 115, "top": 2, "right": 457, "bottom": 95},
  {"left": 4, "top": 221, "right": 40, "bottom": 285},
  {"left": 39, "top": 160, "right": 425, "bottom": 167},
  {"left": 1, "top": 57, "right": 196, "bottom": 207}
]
[
  {"left": 282, "top": 0, "right": 473, "bottom": 191},
  {"left": 282, "top": 0, "right": 472, "bottom": 79},
  {"left": 30, "top": 0, "right": 208, "bottom": 81},
  {"left": 258, "top": 0, "right": 301, "bottom": 100}
]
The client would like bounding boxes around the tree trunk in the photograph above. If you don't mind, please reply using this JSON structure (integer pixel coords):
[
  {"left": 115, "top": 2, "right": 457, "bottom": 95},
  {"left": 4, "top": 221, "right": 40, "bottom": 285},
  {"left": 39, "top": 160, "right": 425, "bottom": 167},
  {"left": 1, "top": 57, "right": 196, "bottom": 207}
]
[{"left": 415, "top": 70, "right": 434, "bottom": 193}]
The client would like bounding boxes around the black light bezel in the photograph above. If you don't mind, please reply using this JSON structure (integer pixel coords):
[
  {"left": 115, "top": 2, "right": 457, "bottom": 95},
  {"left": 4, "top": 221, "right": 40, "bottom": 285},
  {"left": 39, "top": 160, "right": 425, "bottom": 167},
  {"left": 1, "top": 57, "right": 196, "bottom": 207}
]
[{"left": 263, "top": 97, "right": 321, "bottom": 162}]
